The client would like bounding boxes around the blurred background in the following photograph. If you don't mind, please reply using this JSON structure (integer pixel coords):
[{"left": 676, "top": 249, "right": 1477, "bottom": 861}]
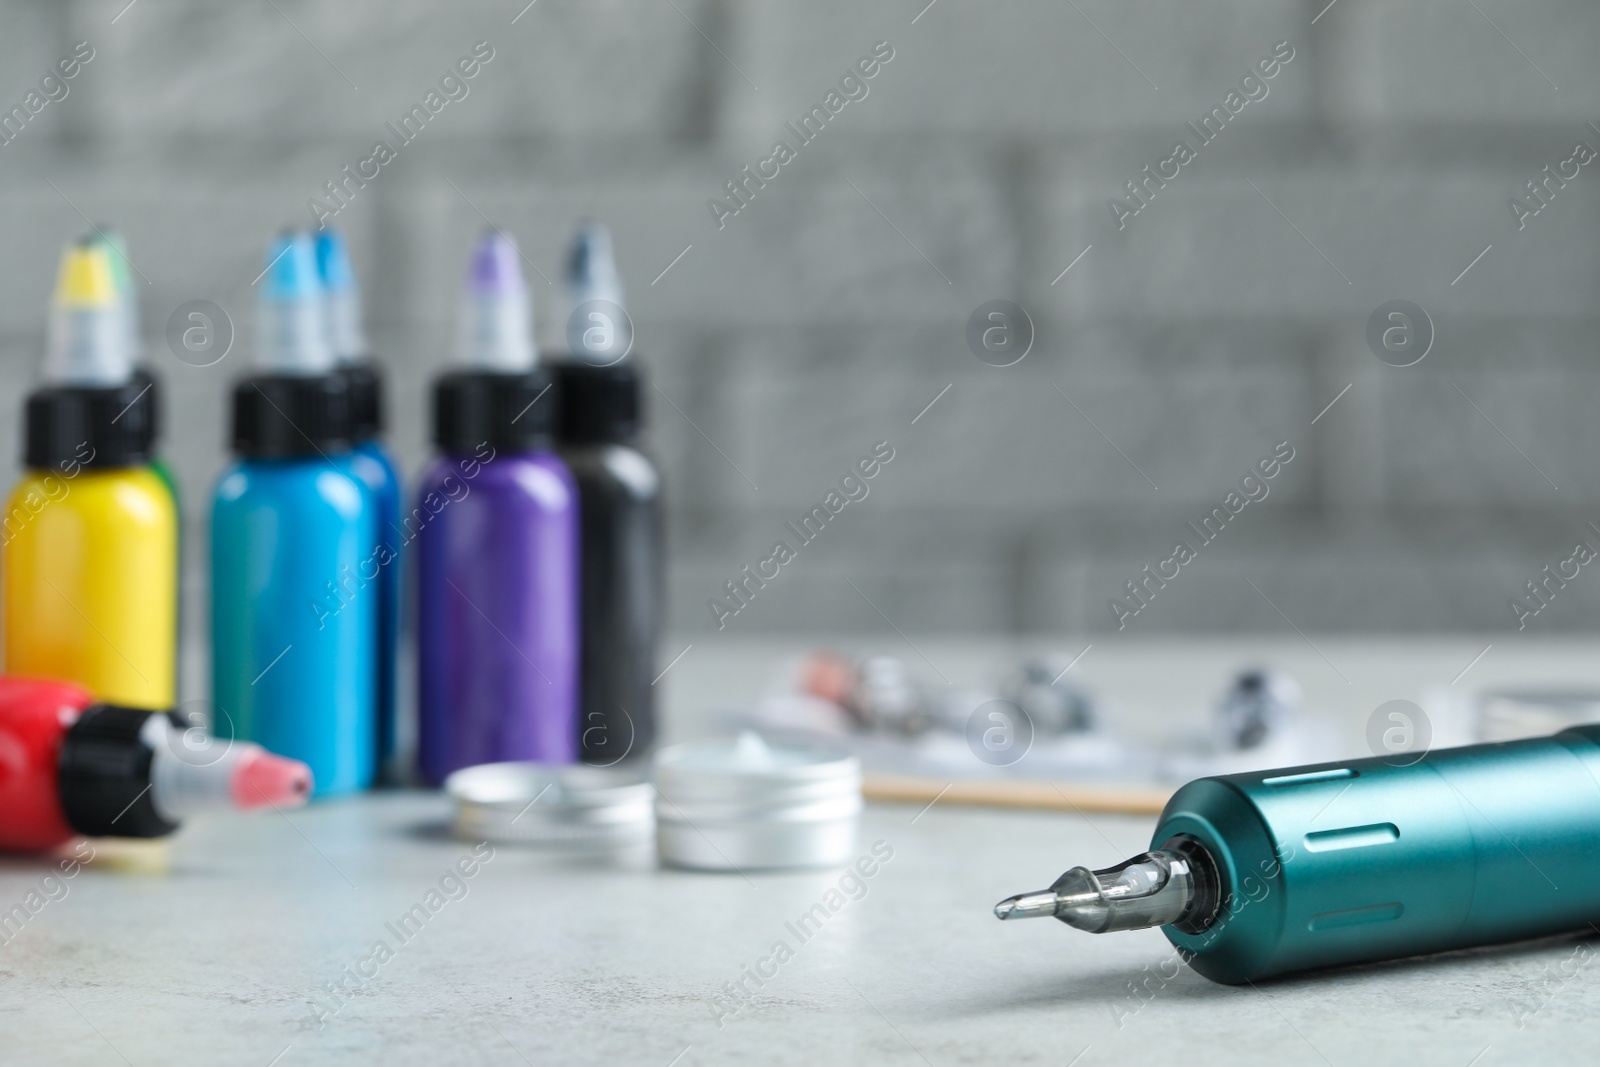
[{"left": 0, "top": 0, "right": 1596, "bottom": 652}]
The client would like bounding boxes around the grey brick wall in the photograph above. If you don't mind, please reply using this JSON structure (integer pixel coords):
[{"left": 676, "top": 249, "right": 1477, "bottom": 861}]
[{"left": 0, "top": 0, "right": 1596, "bottom": 643}]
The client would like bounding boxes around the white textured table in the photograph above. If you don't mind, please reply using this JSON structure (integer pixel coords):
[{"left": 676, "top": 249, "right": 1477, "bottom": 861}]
[{"left": 3, "top": 636, "right": 1597, "bottom": 1065}]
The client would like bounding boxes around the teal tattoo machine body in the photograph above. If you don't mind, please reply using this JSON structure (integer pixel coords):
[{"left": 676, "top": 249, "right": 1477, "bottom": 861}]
[{"left": 996, "top": 727, "right": 1600, "bottom": 983}]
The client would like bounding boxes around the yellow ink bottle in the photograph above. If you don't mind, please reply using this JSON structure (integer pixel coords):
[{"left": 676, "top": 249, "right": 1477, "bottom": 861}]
[{"left": 1, "top": 238, "right": 177, "bottom": 709}]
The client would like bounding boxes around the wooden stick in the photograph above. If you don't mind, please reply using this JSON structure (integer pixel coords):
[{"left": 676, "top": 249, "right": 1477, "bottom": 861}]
[{"left": 864, "top": 774, "right": 1172, "bottom": 816}]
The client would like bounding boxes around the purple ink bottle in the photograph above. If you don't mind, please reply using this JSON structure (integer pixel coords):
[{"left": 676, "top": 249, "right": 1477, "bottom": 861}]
[{"left": 415, "top": 229, "right": 580, "bottom": 785}]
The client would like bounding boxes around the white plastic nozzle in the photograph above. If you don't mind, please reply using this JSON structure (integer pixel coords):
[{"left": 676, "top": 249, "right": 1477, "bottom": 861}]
[
  {"left": 44, "top": 238, "right": 133, "bottom": 387},
  {"left": 565, "top": 220, "right": 632, "bottom": 366},
  {"left": 257, "top": 231, "right": 335, "bottom": 375},
  {"left": 315, "top": 229, "right": 369, "bottom": 365},
  {"left": 456, "top": 228, "right": 536, "bottom": 372}
]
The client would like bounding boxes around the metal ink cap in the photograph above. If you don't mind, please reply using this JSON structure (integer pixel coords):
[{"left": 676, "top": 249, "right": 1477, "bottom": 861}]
[
  {"left": 445, "top": 762, "right": 653, "bottom": 847},
  {"left": 653, "top": 732, "right": 862, "bottom": 872}
]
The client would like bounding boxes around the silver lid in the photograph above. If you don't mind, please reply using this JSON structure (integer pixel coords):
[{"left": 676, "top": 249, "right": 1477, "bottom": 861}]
[
  {"left": 445, "top": 762, "right": 654, "bottom": 847},
  {"left": 654, "top": 733, "right": 862, "bottom": 871}
]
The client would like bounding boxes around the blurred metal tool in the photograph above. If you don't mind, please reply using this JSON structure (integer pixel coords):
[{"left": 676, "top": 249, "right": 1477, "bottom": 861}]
[
  {"left": 1008, "top": 657, "right": 1097, "bottom": 736},
  {"left": 1213, "top": 667, "right": 1301, "bottom": 752},
  {"left": 801, "top": 652, "right": 938, "bottom": 736}
]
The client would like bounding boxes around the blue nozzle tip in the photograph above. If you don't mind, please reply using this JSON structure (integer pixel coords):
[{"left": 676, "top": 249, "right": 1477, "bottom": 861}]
[
  {"left": 469, "top": 228, "right": 525, "bottom": 295},
  {"left": 314, "top": 229, "right": 355, "bottom": 293},
  {"left": 265, "top": 231, "right": 322, "bottom": 301}
]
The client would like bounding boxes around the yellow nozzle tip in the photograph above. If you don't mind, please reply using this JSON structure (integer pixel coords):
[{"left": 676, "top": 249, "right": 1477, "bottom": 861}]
[{"left": 54, "top": 242, "right": 118, "bottom": 309}]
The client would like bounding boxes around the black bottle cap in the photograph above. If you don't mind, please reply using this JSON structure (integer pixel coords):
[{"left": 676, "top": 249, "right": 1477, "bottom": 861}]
[
  {"left": 341, "top": 359, "right": 384, "bottom": 439},
  {"left": 58, "top": 704, "right": 178, "bottom": 839},
  {"left": 24, "top": 379, "right": 156, "bottom": 470},
  {"left": 131, "top": 365, "right": 162, "bottom": 442},
  {"left": 230, "top": 372, "right": 353, "bottom": 458},
  {"left": 552, "top": 358, "right": 642, "bottom": 444},
  {"left": 433, "top": 366, "right": 558, "bottom": 454}
]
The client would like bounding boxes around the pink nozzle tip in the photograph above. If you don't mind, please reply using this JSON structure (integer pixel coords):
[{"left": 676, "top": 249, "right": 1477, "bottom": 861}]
[{"left": 231, "top": 750, "right": 313, "bottom": 810}]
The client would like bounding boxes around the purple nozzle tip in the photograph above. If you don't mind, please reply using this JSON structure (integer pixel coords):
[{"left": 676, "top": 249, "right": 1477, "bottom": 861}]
[
  {"left": 469, "top": 228, "right": 526, "bottom": 295},
  {"left": 264, "top": 231, "right": 322, "bottom": 301},
  {"left": 314, "top": 230, "right": 356, "bottom": 294}
]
